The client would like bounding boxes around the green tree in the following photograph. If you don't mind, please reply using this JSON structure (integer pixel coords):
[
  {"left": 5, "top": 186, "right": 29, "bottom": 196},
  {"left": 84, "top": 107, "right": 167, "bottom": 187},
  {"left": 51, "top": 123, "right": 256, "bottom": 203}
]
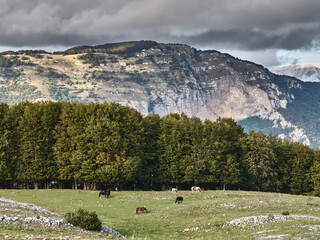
[
  {"left": 139, "top": 113, "right": 161, "bottom": 189},
  {"left": 311, "top": 149, "right": 320, "bottom": 195},
  {"left": 75, "top": 106, "right": 122, "bottom": 189},
  {"left": 183, "top": 116, "right": 211, "bottom": 186},
  {"left": 241, "top": 131, "right": 278, "bottom": 191},
  {"left": 207, "top": 118, "right": 245, "bottom": 190},
  {"left": 18, "top": 102, "right": 61, "bottom": 189},
  {"left": 5, "top": 102, "right": 29, "bottom": 188},
  {"left": 66, "top": 102, "right": 143, "bottom": 189},
  {"left": 158, "top": 114, "right": 187, "bottom": 187},
  {"left": 0, "top": 103, "right": 10, "bottom": 187},
  {"left": 287, "top": 142, "right": 314, "bottom": 195},
  {"left": 267, "top": 136, "right": 292, "bottom": 193},
  {"left": 54, "top": 102, "right": 88, "bottom": 189}
]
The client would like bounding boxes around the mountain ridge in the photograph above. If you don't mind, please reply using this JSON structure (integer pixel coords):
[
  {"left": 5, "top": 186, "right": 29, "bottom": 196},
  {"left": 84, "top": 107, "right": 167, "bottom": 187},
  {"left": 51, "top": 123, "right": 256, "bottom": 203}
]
[{"left": 270, "top": 64, "right": 320, "bottom": 82}]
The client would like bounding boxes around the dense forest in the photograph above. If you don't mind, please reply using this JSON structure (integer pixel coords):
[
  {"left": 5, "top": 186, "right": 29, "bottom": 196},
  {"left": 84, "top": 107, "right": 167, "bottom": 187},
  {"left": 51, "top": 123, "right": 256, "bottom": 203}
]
[{"left": 0, "top": 101, "right": 319, "bottom": 196}]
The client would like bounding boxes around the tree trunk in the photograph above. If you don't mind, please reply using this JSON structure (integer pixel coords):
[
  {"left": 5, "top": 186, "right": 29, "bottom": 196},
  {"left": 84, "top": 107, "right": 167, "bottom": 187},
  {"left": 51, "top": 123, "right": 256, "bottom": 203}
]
[
  {"left": 74, "top": 180, "right": 78, "bottom": 190},
  {"left": 34, "top": 182, "right": 38, "bottom": 190}
]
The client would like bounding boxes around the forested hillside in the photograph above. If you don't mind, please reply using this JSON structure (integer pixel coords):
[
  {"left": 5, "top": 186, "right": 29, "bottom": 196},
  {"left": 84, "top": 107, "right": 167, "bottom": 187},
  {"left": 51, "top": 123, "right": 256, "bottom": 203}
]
[{"left": 1, "top": 101, "right": 320, "bottom": 196}]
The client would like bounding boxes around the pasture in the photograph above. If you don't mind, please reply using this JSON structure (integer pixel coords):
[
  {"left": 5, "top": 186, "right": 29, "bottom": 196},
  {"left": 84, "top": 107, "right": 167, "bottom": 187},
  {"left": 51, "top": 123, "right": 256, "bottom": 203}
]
[{"left": 0, "top": 190, "right": 320, "bottom": 239}]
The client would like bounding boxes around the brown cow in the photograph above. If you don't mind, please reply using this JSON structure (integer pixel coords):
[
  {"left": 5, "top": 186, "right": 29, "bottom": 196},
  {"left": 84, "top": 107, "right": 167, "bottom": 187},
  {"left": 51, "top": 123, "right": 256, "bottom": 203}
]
[{"left": 136, "top": 207, "right": 149, "bottom": 214}]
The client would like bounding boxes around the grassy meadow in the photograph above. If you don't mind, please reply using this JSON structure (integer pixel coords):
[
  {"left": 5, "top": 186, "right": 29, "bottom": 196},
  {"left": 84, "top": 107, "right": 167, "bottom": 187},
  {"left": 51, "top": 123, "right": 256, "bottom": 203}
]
[{"left": 0, "top": 189, "right": 320, "bottom": 239}]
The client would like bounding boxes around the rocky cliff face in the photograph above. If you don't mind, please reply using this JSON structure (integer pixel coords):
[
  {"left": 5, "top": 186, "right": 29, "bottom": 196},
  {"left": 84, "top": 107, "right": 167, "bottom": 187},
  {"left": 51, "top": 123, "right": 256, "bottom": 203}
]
[{"left": 0, "top": 41, "right": 318, "bottom": 147}]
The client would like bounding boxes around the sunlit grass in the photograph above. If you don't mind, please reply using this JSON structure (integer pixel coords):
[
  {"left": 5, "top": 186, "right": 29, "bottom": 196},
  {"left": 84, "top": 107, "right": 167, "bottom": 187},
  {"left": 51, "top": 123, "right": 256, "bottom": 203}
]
[{"left": 0, "top": 190, "right": 320, "bottom": 239}]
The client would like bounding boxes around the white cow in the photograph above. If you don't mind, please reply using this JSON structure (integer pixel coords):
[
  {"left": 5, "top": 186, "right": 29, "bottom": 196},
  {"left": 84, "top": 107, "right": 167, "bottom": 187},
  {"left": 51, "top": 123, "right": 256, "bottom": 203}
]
[
  {"left": 171, "top": 188, "right": 178, "bottom": 193},
  {"left": 191, "top": 186, "right": 201, "bottom": 192}
]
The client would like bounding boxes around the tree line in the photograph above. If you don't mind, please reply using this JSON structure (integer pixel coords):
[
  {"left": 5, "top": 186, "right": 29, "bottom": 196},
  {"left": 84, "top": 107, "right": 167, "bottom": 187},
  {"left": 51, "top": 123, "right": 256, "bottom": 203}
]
[{"left": 0, "top": 101, "right": 320, "bottom": 196}]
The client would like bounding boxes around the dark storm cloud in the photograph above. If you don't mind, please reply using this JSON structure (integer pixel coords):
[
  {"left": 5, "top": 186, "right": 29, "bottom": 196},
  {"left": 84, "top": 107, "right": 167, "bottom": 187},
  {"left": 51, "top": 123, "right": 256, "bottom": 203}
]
[
  {"left": 184, "top": 26, "right": 320, "bottom": 51},
  {"left": 0, "top": 0, "right": 320, "bottom": 52}
]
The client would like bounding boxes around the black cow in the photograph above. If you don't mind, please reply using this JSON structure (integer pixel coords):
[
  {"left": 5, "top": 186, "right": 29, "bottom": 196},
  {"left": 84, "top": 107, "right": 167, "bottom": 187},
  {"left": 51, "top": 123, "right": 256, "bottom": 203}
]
[
  {"left": 99, "top": 189, "right": 110, "bottom": 198},
  {"left": 175, "top": 196, "right": 183, "bottom": 204}
]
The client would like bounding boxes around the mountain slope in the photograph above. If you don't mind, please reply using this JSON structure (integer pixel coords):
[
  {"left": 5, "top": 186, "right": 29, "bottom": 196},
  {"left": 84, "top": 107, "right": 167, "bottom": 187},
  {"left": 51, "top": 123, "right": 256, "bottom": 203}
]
[
  {"left": 270, "top": 64, "right": 320, "bottom": 82},
  {"left": 0, "top": 41, "right": 319, "bottom": 147}
]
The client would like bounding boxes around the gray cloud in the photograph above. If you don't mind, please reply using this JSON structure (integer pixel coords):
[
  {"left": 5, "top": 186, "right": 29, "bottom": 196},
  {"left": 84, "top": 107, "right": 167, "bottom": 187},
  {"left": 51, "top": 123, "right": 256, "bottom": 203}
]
[
  {"left": 219, "top": 49, "right": 281, "bottom": 67},
  {"left": 184, "top": 26, "right": 320, "bottom": 51},
  {"left": 0, "top": 0, "right": 320, "bottom": 65}
]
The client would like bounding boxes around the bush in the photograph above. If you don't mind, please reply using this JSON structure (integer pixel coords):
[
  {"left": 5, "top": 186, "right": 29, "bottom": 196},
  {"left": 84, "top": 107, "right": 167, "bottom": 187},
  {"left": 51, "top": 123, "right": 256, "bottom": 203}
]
[
  {"left": 281, "top": 211, "right": 290, "bottom": 216},
  {"left": 65, "top": 208, "right": 102, "bottom": 231}
]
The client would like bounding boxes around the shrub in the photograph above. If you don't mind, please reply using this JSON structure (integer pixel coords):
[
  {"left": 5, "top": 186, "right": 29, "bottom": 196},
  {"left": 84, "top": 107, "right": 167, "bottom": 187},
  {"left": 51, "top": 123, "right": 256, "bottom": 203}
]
[
  {"left": 65, "top": 208, "right": 102, "bottom": 231},
  {"left": 281, "top": 211, "right": 290, "bottom": 216}
]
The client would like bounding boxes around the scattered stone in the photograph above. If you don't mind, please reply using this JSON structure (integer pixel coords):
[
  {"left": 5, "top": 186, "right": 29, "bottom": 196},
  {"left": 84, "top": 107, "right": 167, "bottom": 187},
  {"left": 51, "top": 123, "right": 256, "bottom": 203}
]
[
  {"left": 226, "top": 215, "right": 286, "bottom": 228},
  {"left": 101, "top": 226, "right": 123, "bottom": 237},
  {"left": 0, "top": 197, "right": 124, "bottom": 238},
  {"left": 0, "top": 214, "right": 72, "bottom": 227},
  {"left": 226, "top": 214, "right": 320, "bottom": 229},
  {"left": 220, "top": 203, "right": 236, "bottom": 208},
  {"left": 257, "top": 234, "right": 290, "bottom": 239},
  {"left": 0, "top": 197, "right": 56, "bottom": 215},
  {"left": 183, "top": 227, "right": 199, "bottom": 232}
]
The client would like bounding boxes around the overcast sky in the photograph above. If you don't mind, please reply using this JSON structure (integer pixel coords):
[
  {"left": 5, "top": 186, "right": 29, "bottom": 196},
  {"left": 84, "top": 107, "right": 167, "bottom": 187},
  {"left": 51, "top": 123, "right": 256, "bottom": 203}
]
[{"left": 0, "top": 0, "right": 320, "bottom": 67}]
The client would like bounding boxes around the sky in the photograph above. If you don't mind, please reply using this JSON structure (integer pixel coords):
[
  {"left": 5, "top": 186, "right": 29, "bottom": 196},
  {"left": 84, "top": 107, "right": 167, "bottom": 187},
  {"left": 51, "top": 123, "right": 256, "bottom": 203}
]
[{"left": 0, "top": 0, "right": 320, "bottom": 67}]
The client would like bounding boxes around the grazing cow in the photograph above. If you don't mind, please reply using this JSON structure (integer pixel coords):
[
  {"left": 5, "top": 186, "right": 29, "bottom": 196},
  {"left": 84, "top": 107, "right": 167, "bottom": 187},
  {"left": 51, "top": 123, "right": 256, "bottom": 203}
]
[
  {"left": 98, "top": 189, "right": 110, "bottom": 198},
  {"left": 191, "top": 186, "right": 201, "bottom": 192},
  {"left": 136, "top": 207, "right": 149, "bottom": 214},
  {"left": 175, "top": 196, "right": 183, "bottom": 204},
  {"left": 171, "top": 188, "right": 178, "bottom": 193}
]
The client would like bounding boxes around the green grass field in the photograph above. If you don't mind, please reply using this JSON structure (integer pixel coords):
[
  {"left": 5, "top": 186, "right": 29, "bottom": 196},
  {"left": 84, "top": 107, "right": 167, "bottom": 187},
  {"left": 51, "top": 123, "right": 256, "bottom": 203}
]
[{"left": 0, "top": 189, "right": 320, "bottom": 239}]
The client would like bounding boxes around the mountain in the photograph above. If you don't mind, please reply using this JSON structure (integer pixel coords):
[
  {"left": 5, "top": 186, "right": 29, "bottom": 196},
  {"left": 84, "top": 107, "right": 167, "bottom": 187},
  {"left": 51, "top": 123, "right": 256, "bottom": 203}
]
[
  {"left": 270, "top": 64, "right": 320, "bottom": 82},
  {"left": 0, "top": 41, "right": 320, "bottom": 147}
]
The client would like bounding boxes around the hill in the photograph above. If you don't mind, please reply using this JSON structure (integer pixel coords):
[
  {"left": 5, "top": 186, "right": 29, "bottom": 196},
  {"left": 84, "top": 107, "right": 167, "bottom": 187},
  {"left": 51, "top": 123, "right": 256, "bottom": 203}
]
[{"left": 0, "top": 41, "right": 320, "bottom": 147}]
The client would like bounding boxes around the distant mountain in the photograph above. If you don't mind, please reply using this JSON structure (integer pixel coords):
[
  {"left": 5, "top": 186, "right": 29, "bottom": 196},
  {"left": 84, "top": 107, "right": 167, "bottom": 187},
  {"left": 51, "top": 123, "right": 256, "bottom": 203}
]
[
  {"left": 270, "top": 64, "right": 320, "bottom": 82},
  {"left": 0, "top": 41, "right": 320, "bottom": 147}
]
